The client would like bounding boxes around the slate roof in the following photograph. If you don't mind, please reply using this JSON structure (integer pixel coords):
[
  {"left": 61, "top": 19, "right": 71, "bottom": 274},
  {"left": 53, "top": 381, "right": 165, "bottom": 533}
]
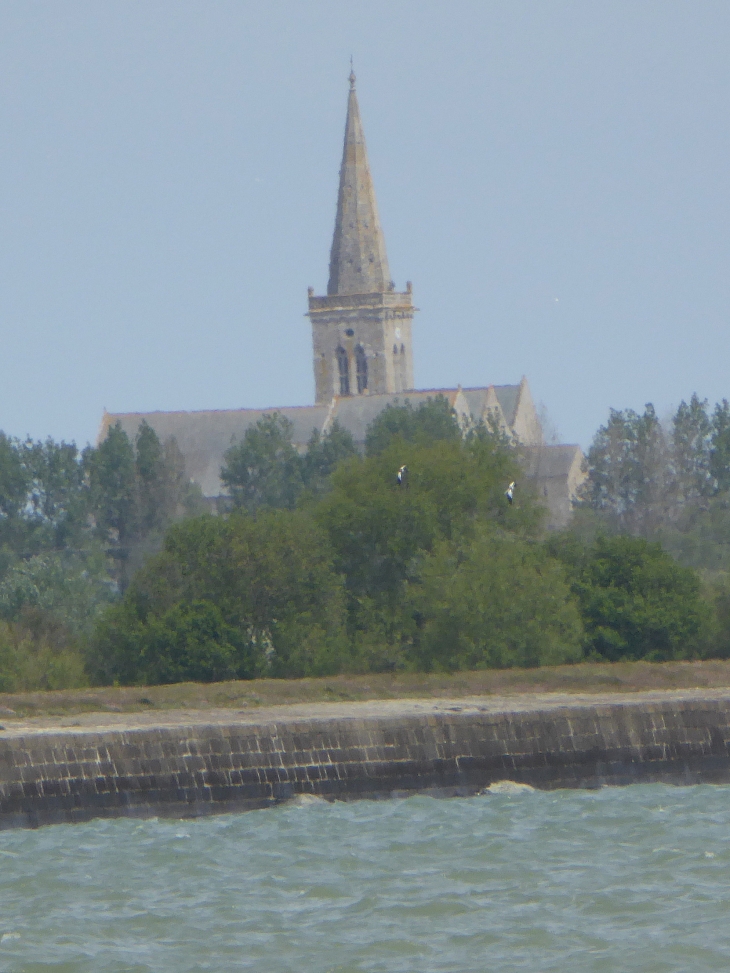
[
  {"left": 492, "top": 385, "right": 521, "bottom": 426},
  {"left": 520, "top": 444, "right": 584, "bottom": 479},
  {"left": 329, "top": 390, "right": 461, "bottom": 446},
  {"left": 99, "top": 405, "right": 328, "bottom": 499},
  {"left": 100, "top": 388, "right": 517, "bottom": 499}
]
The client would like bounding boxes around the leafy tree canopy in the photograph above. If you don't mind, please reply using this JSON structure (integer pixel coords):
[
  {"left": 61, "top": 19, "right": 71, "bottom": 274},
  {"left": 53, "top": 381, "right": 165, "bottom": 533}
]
[
  {"left": 364, "top": 395, "right": 461, "bottom": 457},
  {"left": 221, "top": 415, "right": 358, "bottom": 512},
  {"left": 407, "top": 529, "right": 584, "bottom": 672},
  {"left": 87, "top": 509, "right": 348, "bottom": 685},
  {"left": 548, "top": 533, "right": 712, "bottom": 662},
  {"left": 300, "top": 421, "right": 358, "bottom": 496},
  {"left": 221, "top": 413, "right": 303, "bottom": 512},
  {"left": 314, "top": 435, "right": 538, "bottom": 624}
]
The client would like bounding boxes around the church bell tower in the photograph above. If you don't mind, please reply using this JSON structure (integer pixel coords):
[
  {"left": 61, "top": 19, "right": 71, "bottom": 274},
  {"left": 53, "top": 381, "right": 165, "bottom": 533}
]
[{"left": 308, "top": 71, "right": 415, "bottom": 403}]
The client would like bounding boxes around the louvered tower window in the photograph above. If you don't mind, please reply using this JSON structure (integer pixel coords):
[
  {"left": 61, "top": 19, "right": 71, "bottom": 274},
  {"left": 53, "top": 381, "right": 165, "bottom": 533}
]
[
  {"left": 355, "top": 345, "right": 368, "bottom": 393},
  {"left": 337, "top": 346, "right": 350, "bottom": 395}
]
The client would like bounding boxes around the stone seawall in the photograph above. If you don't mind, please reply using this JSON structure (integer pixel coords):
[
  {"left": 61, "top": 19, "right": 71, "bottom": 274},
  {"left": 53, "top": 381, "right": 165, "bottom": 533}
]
[{"left": 2, "top": 691, "right": 730, "bottom": 830}]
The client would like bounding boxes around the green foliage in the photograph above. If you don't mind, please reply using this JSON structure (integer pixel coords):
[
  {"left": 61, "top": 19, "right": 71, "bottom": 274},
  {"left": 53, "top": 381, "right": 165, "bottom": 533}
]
[
  {"left": 87, "top": 510, "right": 349, "bottom": 685},
  {"left": 0, "top": 422, "right": 202, "bottom": 691},
  {"left": 221, "top": 414, "right": 358, "bottom": 512},
  {"left": 315, "top": 435, "right": 534, "bottom": 609},
  {"left": 89, "top": 430, "right": 554, "bottom": 684},
  {"left": 655, "top": 496, "right": 730, "bottom": 574},
  {"left": 0, "top": 547, "right": 115, "bottom": 641},
  {"left": 672, "top": 394, "right": 714, "bottom": 507},
  {"left": 0, "top": 434, "right": 88, "bottom": 555},
  {"left": 86, "top": 398, "right": 730, "bottom": 682},
  {"left": 578, "top": 404, "right": 670, "bottom": 535},
  {"left": 221, "top": 413, "right": 303, "bottom": 512},
  {"left": 579, "top": 395, "right": 730, "bottom": 544},
  {"left": 84, "top": 421, "right": 204, "bottom": 587},
  {"left": 0, "top": 620, "right": 87, "bottom": 692},
  {"left": 300, "top": 421, "right": 358, "bottom": 496},
  {"left": 86, "top": 422, "right": 137, "bottom": 545},
  {"left": 548, "top": 533, "right": 712, "bottom": 662},
  {"left": 0, "top": 432, "right": 29, "bottom": 526},
  {"left": 407, "top": 530, "right": 584, "bottom": 671},
  {"left": 710, "top": 400, "right": 730, "bottom": 493},
  {"left": 364, "top": 395, "right": 461, "bottom": 457}
]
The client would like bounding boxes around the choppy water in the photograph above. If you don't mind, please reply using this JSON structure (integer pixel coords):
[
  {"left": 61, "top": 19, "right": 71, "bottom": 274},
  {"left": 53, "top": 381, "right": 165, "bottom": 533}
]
[{"left": 1, "top": 784, "right": 730, "bottom": 972}]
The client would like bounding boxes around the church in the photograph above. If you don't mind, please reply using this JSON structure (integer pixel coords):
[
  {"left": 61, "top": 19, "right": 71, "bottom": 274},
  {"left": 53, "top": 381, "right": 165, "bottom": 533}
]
[{"left": 99, "top": 72, "right": 583, "bottom": 527}]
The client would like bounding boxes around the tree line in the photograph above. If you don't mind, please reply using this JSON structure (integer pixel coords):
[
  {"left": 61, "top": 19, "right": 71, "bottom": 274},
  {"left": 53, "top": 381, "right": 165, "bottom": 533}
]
[
  {"left": 86, "top": 397, "right": 721, "bottom": 685},
  {"left": 2, "top": 394, "right": 729, "bottom": 691},
  {"left": 0, "top": 421, "right": 202, "bottom": 690},
  {"left": 576, "top": 395, "right": 730, "bottom": 572}
]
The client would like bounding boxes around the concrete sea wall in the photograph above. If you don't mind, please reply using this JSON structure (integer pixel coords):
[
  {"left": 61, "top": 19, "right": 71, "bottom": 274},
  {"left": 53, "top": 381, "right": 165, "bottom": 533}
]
[{"left": 2, "top": 691, "right": 730, "bottom": 830}]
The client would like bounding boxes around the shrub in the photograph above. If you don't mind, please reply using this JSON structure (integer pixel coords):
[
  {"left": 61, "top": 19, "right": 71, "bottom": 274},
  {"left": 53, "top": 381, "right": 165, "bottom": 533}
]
[
  {"left": 88, "top": 509, "right": 349, "bottom": 684},
  {"left": 407, "top": 530, "right": 584, "bottom": 671},
  {"left": 549, "top": 533, "right": 713, "bottom": 661}
]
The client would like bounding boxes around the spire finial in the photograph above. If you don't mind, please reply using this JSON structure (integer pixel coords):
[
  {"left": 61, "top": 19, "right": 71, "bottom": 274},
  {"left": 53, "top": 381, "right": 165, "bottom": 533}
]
[{"left": 349, "top": 57, "right": 356, "bottom": 89}]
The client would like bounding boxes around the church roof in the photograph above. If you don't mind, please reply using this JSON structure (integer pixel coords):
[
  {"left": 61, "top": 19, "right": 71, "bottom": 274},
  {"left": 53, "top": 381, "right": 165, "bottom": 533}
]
[
  {"left": 520, "top": 443, "right": 584, "bottom": 479},
  {"left": 328, "top": 390, "right": 461, "bottom": 445},
  {"left": 100, "top": 387, "right": 523, "bottom": 499},
  {"left": 491, "top": 385, "right": 521, "bottom": 426},
  {"left": 99, "top": 405, "right": 328, "bottom": 499},
  {"left": 327, "top": 72, "right": 391, "bottom": 296}
]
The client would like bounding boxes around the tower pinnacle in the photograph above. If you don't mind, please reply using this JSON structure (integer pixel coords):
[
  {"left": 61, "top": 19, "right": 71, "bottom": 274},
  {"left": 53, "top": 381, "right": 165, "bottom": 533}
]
[{"left": 327, "top": 73, "right": 391, "bottom": 296}]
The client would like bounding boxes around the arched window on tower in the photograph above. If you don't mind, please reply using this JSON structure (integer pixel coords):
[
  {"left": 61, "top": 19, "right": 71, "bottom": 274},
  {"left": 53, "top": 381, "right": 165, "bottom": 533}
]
[
  {"left": 355, "top": 344, "right": 368, "bottom": 394},
  {"left": 337, "top": 346, "right": 350, "bottom": 396}
]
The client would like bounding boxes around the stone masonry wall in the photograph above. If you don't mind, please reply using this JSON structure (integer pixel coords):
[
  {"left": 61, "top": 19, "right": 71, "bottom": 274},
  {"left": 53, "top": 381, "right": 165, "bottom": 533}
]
[{"left": 2, "top": 694, "right": 730, "bottom": 830}]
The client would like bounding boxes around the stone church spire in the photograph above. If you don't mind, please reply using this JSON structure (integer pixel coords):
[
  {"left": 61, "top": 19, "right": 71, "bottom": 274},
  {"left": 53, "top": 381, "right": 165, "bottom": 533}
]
[
  {"left": 309, "top": 72, "right": 414, "bottom": 404},
  {"left": 327, "top": 71, "right": 391, "bottom": 296}
]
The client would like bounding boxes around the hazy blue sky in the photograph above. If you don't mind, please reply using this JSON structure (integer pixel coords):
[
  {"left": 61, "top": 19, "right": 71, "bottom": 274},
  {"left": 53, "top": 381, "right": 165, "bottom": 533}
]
[{"left": 1, "top": 1, "right": 729, "bottom": 449}]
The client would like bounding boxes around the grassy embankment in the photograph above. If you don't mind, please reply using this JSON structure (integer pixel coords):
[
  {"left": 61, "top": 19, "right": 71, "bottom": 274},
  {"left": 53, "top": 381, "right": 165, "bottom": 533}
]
[{"left": 1, "top": 660, "right": 730, "bottom": 719}]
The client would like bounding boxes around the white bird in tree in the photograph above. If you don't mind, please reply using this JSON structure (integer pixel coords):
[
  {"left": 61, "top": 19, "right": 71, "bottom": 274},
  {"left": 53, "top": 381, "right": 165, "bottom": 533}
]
[
  {"left": 505, "top": 481, "right": 515, "bottom": 505},
  {"left": 397, "top": 465, "right": 408, "bottom": 488}
]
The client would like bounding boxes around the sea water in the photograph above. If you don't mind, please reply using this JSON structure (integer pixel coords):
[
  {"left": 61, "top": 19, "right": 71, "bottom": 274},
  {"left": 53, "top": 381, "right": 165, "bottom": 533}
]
[{"left": 1, "top": 783, "right": 730, "bottom": 972}]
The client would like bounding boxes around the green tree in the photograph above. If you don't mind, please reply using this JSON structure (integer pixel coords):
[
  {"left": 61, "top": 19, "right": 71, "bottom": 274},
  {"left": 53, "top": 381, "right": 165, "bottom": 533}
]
[
  {"left": 88, "top": 509, "right": 348, "bottom": 685},
  {"left": 0, "top": 619, "right": 87, "bottom": 692},
  {"left": 0, "top": 434, "right": 92, "bottom": 560},
  {"left": 134, "top": 422, "right": 200, "bottom": 533},
  {"left": 407, "top": 530, "right": 584, "bottom": 671},
  {"left": 655, "top": 497, "right": 730, "bottom": 574},
  {"left": 135, "top": 419, "right": 168, "bottom": 534},
  {"left": 85, "top": 421, "right": 203, "bottom": 587},
  {"left": 578, "top": 405, "right": 670, "bottom": 535},
  {"left": 364, "top": 396, "right": 461, "bottom": 457},
  {"left": 314, "top": 435, "right": 538, "bottom": 654},
  {"left": 671, "top": 394, "right": 713, "bottom": 508},
  {"left": 0, "top": 547, "right": 115, "bottom": 644},
  {"left": 0, "top": 433, "right": 31, "bottom": 558},
  {"left": 86, "top": 422, "right": 137, "bottom": 546},
  {"left": 300, "top": 421, "right": 358, "bottom": 496},
  {"left": 548, "top": 533, "right": 712, "bottom": 661},
  {"left": 221, "top": 413, "right": 303, "bottom": 512},
  {"left": 710, "top": 400, "right": 730, "bottom": 493},
  {"left": 23, "top": 437, "right": 88, "bottom": 550}
]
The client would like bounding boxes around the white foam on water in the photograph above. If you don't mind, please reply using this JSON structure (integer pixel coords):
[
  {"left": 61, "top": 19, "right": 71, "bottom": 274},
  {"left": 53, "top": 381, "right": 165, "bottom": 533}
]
[
  {"left": 286, "top": 793, "right": 329, "bottom": 807},
  {"left": 483, "top": 780, "right": 536, "bottom": 794}
]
